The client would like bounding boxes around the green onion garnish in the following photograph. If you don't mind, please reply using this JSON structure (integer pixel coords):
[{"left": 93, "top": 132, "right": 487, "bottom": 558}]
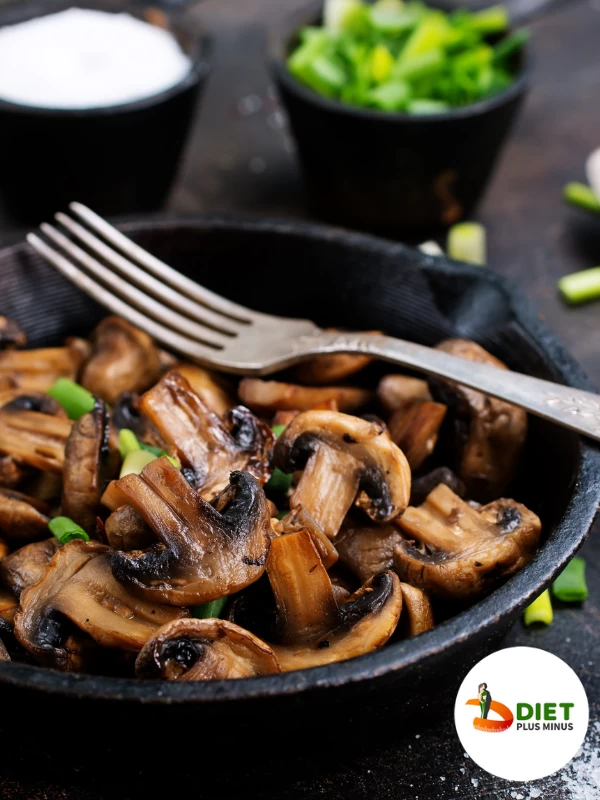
[
  {"left": 118, "top": 429, "right": 181, "bottom": 471},
  {"left": 447, "top": 222, "right": 487, "bottom": 265},
  {"left": 563, "top": 182, "right": 600, "bottom": 214},
  {"left": 558, "top": 267, "right": 600, "bottom": 305},
  {"left": 192, "top": 597, "right": 228, "bottom": 619},
  {"left": 552, "top": 557, "right": 588, "bottom": 603},
  {"left": 267, "top": 468, "right": 294, "bottom": 494},
  {"left": 271, "top": 424, "right": 287, "bottom": 438},
  {"left": 49, "top": 516, "right": 90, "bottom": 545},
  {"left": 523, "top": 589, "right": 553, "bottom": 626},
  {"left": 118, "top": 428, "right": 141, "bottom": 460},
  {"left": 493, "top": 29, "right": 530, "bottom": 63},
  {"left": 120, "top": 449, "right": 157, "bottom": 478},
  {"left": 47, "top": 378, "right": 95, "bottom": 420}
]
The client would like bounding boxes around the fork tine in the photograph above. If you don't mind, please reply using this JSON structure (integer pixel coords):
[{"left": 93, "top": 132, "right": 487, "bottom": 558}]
[
  {"left": 55, "top": 213, "right": 242, "bottom": 337},
  {"left": 69, "top": 202, "right": 256, "bottom": 324},
  {"left": 27, "top": 233, "right": 219, "bottom": 366},
  {"left": 40, "top": 223, "right": 231, "bottom": 350}
]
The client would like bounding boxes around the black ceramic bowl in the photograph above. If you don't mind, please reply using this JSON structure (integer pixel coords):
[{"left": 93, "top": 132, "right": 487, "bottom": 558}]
[
  {"left": 0, "top": 0, "right": 210, "bottom": 225},
  {"left": 0, "top": 215, "right": 598, "bottom": 760},
  {"left": 270, "top": 2, "right": 530, "bottom": 237}
]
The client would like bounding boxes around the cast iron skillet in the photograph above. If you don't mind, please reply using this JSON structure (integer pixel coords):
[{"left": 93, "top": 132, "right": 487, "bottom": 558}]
[{"left": 0, "top": 215, "right": 598, "bottom": 748}]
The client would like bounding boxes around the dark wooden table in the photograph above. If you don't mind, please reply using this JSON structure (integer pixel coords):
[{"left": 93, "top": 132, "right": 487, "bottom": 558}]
[{"left": 0, "top": 1, "right": 599, "bottom": 798}]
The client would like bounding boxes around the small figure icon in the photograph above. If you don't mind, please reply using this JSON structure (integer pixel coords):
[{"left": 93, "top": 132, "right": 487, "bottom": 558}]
[{"left": 478, "top": 682, "right": 492, "bottom": 719}]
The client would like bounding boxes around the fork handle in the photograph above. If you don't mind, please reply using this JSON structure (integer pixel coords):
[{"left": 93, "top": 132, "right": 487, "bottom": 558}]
[{"left": 302, "top": 332, "right": 600, "bottom": 443}]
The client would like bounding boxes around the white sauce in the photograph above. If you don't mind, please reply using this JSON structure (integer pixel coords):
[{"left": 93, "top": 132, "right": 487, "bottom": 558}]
[{"left": 0, "top": 8, "right": 192, "bottom": 109}]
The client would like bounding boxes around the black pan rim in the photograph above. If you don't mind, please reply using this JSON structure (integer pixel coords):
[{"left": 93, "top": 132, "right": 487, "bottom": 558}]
[{"left": 0, "top": 212, "right": 598, "bottom": 704}]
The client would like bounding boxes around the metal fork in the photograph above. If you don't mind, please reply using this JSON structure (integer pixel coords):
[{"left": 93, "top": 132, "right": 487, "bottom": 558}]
[{"left": 27, "top": 203, "right": 600, "bottom": 443}]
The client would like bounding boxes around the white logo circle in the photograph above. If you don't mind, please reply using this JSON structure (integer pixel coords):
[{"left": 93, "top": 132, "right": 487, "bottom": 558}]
[{"left": 454, "top": 646, "right": 589, "bottom": 782}]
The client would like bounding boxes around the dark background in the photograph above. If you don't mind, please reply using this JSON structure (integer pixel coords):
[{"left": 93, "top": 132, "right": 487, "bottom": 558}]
[{"left": 0, "top": 1, "right": 599, "bottom": 798}]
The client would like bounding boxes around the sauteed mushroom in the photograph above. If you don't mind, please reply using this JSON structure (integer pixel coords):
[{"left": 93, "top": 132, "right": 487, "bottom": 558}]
[
  {"left": 275, "top": 505, "right": 338, "bottom": 569},
  {"left": 267, "top": 530, "right": 402, "bottom": 671},
  {"left": 81, "top": 317, "right": 162, "bottom": 405},
  {"left": 336, "top": 520, "right": 404, "bottom": 583},
  {"left": 62, "top": 400, "right": 118, "bottom": 534},
  {"left": 0, "top": 538, "right": 60, "bottom": 596},
  {"left": 104, "top": 506, "right": 154, "bottom": 551},
  {"left": 410, "top": 466, "right": 466, "bottom": 506},
  {"left": 135, "top": 618, "right": 280, "bottom": 680},
  {"left": 0, "top": 343, "right": 84, "bottom": 393},
  {"left": 0, "top": 317, "right": 26, "bottom": 349},
  {"left": 293, "top": 331, "right": 379, "bottom": 384},
  {"left": 394, "top": 483, "right": 542, "bottom": 601},
  {"left": 0, "top": 488, "right": 49, "bottom": 542},
  {"left": 387, "top": 400, "right": 447, "bottom": 469},
  {"left": 108, "top": 460, "right": 271, "bottom": 606},
  {"left": 109, "top": 392, "right": 166, "bottom": 450},
  {"left": 238, "top": 378, "right": 372, "bottom": 415},
  {"left": 0, "top": 637, "right": 9, "bottom": 661},
  {"left": 139, "top": 371, "right": 274, "bottom": 497},
  {"left": 0, "top": 455, "right": 27, "bottom": 489},
  {"left": 377, "top": 375, "right": 432, "bottom": 412},
  {"left": 0, "top": 407, "right": 72, "bottom": 473},
  {"left": 273, "top": 410, "right": 411, "bottom": 538},
  {"left": 174, "top": 363, "right": 234, "bottom": 416},
  {"left": 430, "top": 339, "right": 528, "bottom": 501},
  {"left": 15, "top": 540, "right": 185, "bottom": 668},
  {"left": 398, "top": 583, "right": 434, "bottom": 637}
]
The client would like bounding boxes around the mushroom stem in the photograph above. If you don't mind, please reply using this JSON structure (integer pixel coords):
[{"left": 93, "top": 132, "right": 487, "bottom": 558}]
[{"left": 0, "top": 409, "right": 72, "bottom": 472}]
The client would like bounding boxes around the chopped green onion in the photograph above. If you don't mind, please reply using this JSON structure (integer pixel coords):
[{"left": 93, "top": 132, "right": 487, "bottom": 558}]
[
  {"left": 585, "top": 147, "right": 600, "bottom": 200},
  {"left": 118, "top": 428, "right": 141, "bottom": 460},
  {"left": 47, "top": 378, "right": 95, "bottom": 420},
  {"left": 267, "top": 467, "right": 293, "bottom": 494},
  {"left": 447, "top": 222, "right": 487, "bottom": 265},
  {"left": 368, "top": 80, "right": 410, "bottom": 110},
  {"left": 271, "top": 424, "right": 287, "bottom": 438},
  {"left": 563, "top": 182, "right": 600, "bottom": 214},
  {"left": 370, "top": 43, "right": 394, "bottom": 83},
  {"left": 558, "top": 266, "right": 600, "bottom": 305},
  {"left": 276, "top": 510, "right": 288, "bottom": 520},
  {"left": 139, "top": 442, "right": 167, "bottom": 457},
  {"left": 552, "top": 557, "right": 588, "bottom": 603},
  {"left": 324, "top": 0, "right": 362, "bottom": 32},
  {"left": 467, "top": 5, "right": 509, "bottom": 35},
  {"left": 49, "top": 516, "right": 90, "bottom": 545},
  {"left": 192, "top": 597, "right": 228, "bottom": 619},
  {"left": 493, "top": 29, "right": 530, "bottom": 63},
  {"left": 393, "top": 48, "right": 446, "bottom": 82},
  {"left": 120, "top": 449, "right": 157, "bottom": 478},
  {"left": 523, "top": 590, "right": 553, "bottom": 626},
  {"left": 407, "top": 99, "right": 449, "bottom": 115}
]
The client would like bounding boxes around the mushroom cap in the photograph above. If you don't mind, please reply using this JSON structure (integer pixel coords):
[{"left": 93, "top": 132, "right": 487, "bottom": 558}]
[
  {"left": 0, "top": 488, "right": 50, "bottom": 542},
  {"left": 135, "top": 618, "right": 281, "bottom": 680},
  {"left": 336, "top": 520, "right": 405, "bottom": 584},
  {"left": 394, "top": 483, "right": 542, "bottom": 600},
  {"left": 0, "top": 538, "right": 60, "bottom": 596},
  {"left": 398, "top": 582, "right": 434, "bottom": 638},
  {"left": 109, "top": 459, "right": 272, "bottom": 606},
  {"left": 273, "top": 410, "right": 411, "bottom": 523},
  {"left": 0, "top": 317, "right": 26, "bottom": 349},
  {"left": 0, "top": 407, "right": 72, "bottom": 473}
]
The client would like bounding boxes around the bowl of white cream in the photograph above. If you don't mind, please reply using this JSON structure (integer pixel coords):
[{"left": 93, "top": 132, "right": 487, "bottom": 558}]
[{"left": 0, "top": 2, "right": 210, "bottom": 222}]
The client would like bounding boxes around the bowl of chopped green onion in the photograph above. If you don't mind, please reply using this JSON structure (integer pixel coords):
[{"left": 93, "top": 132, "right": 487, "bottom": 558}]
[{"left": 270, "top": 0, "right": 530, "bottom": 235}]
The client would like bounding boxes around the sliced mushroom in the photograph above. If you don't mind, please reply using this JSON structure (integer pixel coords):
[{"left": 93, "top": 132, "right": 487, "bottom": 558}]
[
  {"left": 273, "top": 410, "right": 411, "bottom": 538},
  {"left": 238, "top": 378, "right": 372, "bottom": 416},
  {"left": 387, "top": 400, "right": 447, "bottom": 469},
  {"left": 0, "top": 637, "right": 9, "bottom": 660},
  {"left": 109, "top": 391, "right": 167, "bottom": 452},
  {"left": 14, "top": 540, "right": 186, "bottom": 668},
  {"left": 0, "top": 488, "right": 50, "bottom": 542},
  {"left": 0, "top": 587, "right": 17, "bottom": 624},
  {"left": 104, "top": 505, "right": 155, "bottom": 551},
  {"left": 266, "top": 530, "right": 402, "bottom": 671},
  {"left": 0, "top": 537, "right": 7, "bottom": 561},
  {"left": 409, "top": 466, "right": 466, "bottom": 507},
  {"left": 62, "top": 400, "right": 119, "bottom": 534},
  {"left": 139, "top": 371, "right": 274, "bottom": 497},
  {"left": 80, "top": 317, "right": 162, "bottom": 405},
  {"left": 0, "top": 343, "right": 84, "bottom": 393},
  {"left": 0, "top": 407, "right": 72, "bottom": 472},
  {"left": 0, "top": 538, "right": 60, "bottom": 596},
  {"left": 0, "top": 392, "right": 65, "bottom": 416},
  {"left": 135, "top": 618, "right": 280, "bottom": 680},
  {"left": 0, "top": 454, "right": 27, "bottom": 489},
  {"left": 377, "top": 375, "right": 432, "bottom": 413},
  {"left": 430, "top": 339, "right": 528, "bottom": 501},
  {"left": 398, "top": 583, "right": 434, "bottom": 637},
  {"left": 336, "top": 520, "right": 405, "bottom": 583},
  {"left": 174, "top": 363, "right": 235, "bottom": 416},
  {"left": 0, "top": 317, "right": 26, "bottom": 349},
  {"left": 293, "top": 331, "right": 379, "bottom": 384},
  {"left": 108, "top": 459, "right": 271, "bottom": 606},
  {"left": 275, "top": 505, "right": 338, "bottom": 569},
  {"left": 394, "top": 483, "right": 542, "bottom": 601}
]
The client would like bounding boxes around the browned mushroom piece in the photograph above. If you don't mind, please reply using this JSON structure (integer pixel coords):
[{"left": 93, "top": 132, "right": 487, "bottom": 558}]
[
  {"left": 139, "top": 371, "right": 274, "bottom": 497},
  {"left": 61, "top": 400, "right": 119, "bottom": 534},
  {"left": 266, "top": 530, "right": 402, "bottom": 671},
  {"left": 0, "top": 538, "right": 60, "bottom": 596},
  {"left": 409, "top": 466, "right": 466, "bottom": 507},
  {"left": 0, "top": 406, "right": 72, "bottom": 473},
  {"left": 0, "top": 537, "right": 7, "bottom": 561},
  {"left": 0, "top": 342, "right": 85, "bottom": 394},
  {"left": 398, "top": 583, "right": 434, "bottom": 637},
  {"left": 80, "top": 317, "right": 162, "bottom": 405},
  {"left": 104, "top": 505, "right": 155, "bottom": 551},
  {"left": 377, "top": 375, "right": 432, "bottom": 413},
  {"left": 0, "top": 637, "right": 9, "bottom": 660},
  {"left": 292, "top": 331, "right": 380, "bottom": 384},
  {"left": 14, "top": 540, "right": 186, "bottom": 669},
  {"left": 0, "top": 454, "right": 28, "bottom": 489},
  {"left": 0, "top": 317, "right": 27, "bottom": 350},
  {"left": 0, "top": 586, "right": 18, "bottom": 623},
  {"left": 238, "top": 378, "right": 373, "bottom": 416},
  {"left": 430, "top": 338, "right": 528, "bottom": 501},
  {"left": 387, "top": 400, "right": 447, "bottom": 470},
  {"left": 274, "top": 505, "right": 338, "bottom": 569},
  {"left": 0, "top": 488, "right": 50, "bottom": 542},
  {"left": 273, "top": 410, "right": 411, "bottom": 539},
  {"left": 0, "top": 392, "right": 66, "bottom": 417},
  {"left": 106, "top": 459, "right": 272, "bottom": 606},
  {"left": 108, "top": 392, "right": 167, "bottom": 453},
  {"left": 394, "top": 483, "right": 542, "bottom": 601},
  {"left": 135, "top": 618, "right": 281, "bottom": 680},
  {"left": 336, "top": 520, "right": 405, "bottom": 583},
  {"left": 173, "top": 363, "right": 235, "bottom": 416}
]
